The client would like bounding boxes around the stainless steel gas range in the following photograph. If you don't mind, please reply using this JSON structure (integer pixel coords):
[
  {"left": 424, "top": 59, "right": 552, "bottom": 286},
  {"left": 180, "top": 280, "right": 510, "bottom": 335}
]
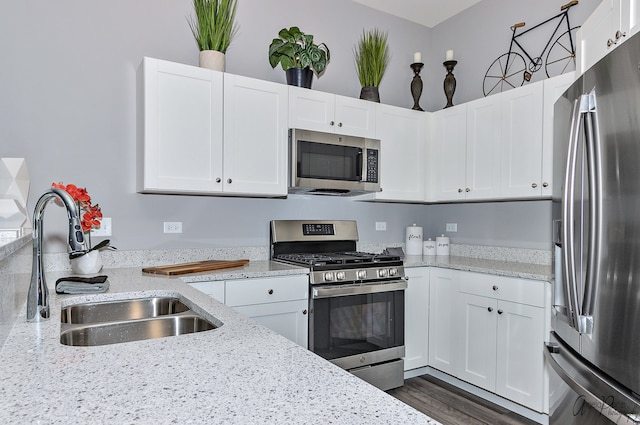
[{"left": 270, "top": 219, "right": 407, "bottom": 391}]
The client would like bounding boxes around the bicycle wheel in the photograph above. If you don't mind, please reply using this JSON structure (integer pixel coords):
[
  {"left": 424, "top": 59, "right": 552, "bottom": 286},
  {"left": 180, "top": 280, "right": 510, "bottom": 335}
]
[
  {"left": 545, "top": 26, "right": 580, "bottom": 78},
  {"left": 483, "top": 52, "right": 526, "bottom": 97}
]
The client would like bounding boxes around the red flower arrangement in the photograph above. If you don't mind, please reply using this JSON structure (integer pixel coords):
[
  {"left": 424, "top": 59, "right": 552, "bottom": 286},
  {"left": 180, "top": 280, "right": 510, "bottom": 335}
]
[{"left": 51, "top": 182, "right": 103, "bottom": 232}]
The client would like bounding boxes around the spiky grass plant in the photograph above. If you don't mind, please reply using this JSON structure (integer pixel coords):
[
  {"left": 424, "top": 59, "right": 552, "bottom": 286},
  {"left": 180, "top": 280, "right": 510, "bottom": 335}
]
[
  {"left": 188, "top": 0, "right": 238, "bottom": 53},
  {"left": 354, "top": 29, "right": 390, "bottom": 87}
]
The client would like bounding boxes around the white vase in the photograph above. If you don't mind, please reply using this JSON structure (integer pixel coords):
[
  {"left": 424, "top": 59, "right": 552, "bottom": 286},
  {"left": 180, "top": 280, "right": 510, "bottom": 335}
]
[
  {"left": 199, "top": 50, "right": 226, "bottom": 72},
  {"left": 71, "top": 250, "right": 103, "bottom": 275}
]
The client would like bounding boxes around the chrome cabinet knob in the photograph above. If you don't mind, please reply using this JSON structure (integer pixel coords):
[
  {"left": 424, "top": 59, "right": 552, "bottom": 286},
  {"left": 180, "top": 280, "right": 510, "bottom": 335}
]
[
  {"left": 338, "top": 122, "right": 343, "bottom": 127},
  {"left": 531, "top": 183, "right": 538, "bottom": 188},
  {"left": 607, "top": 38, "right": 615, "bottom": 48},
  {"left": 458, "top": 188, "right": 463, "bottom": 193},
  {"left": 330, "top": 121, "right": 335, "bottom": 126},
  {"left": 488, "top": 307, "right": 493, "bottom": 312},
  {"left": 542, "top": 182, "right": 549, "bottom": 187},
  {"left": 492, "top": 285, "right": 498, "bottom": 291},
  {"left": 465, "top": 188, "right": 470, "bottom": 192},
  {"left": 268, "top": 289, "right": 274, "bottom": 295},
  {"left": 302, "top": 309, "right": 308, "bottom": 315},
  {"left": 616, "top": 30, "right": 626, "bottom": 41},
  {"left": 227, "top": 178, "right": 232, "bottom": 184},
  {"left": 216, "top": 177, "right": 221, "bottom": 183},
  {"left": 498, "top": 309, "right": 504, "bottom": 315}
]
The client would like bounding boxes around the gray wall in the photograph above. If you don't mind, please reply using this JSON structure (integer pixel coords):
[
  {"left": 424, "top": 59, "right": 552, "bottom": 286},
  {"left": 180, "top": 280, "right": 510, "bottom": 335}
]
[
  {"left": 424, "top": 0, "right": 598, "bottom": 110},
  {"left": 1, "top": 0, "right": 574, "bottom": 253}
]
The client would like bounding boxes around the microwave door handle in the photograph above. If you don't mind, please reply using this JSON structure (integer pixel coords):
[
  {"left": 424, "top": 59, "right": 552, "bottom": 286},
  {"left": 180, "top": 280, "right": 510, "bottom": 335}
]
[{"left": 356, "top": 149, "right": 364, "bottom": 181}]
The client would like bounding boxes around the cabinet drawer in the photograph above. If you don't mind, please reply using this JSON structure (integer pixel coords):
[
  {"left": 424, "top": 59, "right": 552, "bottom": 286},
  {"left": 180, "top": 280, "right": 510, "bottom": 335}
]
[
  {"left": 225, "top": 275, "right": 308, "bottom": 306},
  {"left": 189, "top": 281, "right": 224, "bottom": 303},
  {"left": 459, "top": 271, "right": 545, "bottom": 307}
]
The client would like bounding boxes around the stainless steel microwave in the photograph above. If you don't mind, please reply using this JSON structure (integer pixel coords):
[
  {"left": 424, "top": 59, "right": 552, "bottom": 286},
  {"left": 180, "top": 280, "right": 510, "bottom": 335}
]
[{"left": 289, "top": 129, "right": 381, "bottom": 195}]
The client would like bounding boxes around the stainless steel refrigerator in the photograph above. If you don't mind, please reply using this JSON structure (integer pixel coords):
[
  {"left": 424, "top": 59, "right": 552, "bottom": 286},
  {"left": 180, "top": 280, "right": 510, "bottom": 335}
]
[{"left": 548, "top": 31, "right": 640, "bottom": 424}]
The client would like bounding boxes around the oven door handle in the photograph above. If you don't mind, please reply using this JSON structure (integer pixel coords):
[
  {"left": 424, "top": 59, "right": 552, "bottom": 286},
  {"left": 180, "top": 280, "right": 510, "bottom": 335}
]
[{"left": 311, "top": 280, "right": 407, "bottom": 299}]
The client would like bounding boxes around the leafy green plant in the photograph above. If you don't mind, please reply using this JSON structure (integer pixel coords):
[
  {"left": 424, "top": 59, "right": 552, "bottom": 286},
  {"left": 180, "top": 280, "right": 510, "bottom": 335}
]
[
  {"left": 354, "top": 29, "right": 390, "bottom": 87},
  {"left": 268, "top": 27, "right": 330, "bottom": 75},
  {"left": 188, "top": 0, "right": 238, "bottom": 53}
]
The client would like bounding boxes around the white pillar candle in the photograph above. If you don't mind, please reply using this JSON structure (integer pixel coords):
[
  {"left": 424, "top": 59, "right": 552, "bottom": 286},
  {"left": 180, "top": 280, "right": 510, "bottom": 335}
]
[
  {"left": 445, "top": 50, "right": 454, "bottom": 61},
  {"left": 413, "top": 52, "right": 422, "bottom": 63}
]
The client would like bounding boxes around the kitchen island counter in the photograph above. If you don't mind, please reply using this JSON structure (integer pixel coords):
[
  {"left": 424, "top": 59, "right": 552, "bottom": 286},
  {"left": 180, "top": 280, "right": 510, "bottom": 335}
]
[{"left": 0, "top": 267, "right": 437, "bottom": 424}]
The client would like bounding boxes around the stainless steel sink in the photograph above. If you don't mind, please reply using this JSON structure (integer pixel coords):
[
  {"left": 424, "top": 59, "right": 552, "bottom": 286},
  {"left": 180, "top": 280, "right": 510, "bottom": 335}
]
[
  {"left": 60, "top": 315, "right": 216, "bottom": 347},
  {"left": 60, "top": 297, "right": 191, "bottom": 324},
  {"left": 60, "top": 296, "right": 219, "bottom": 347}
]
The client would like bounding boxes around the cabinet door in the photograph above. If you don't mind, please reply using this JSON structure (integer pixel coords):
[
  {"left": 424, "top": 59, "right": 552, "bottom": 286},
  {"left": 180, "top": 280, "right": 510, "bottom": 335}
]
[
  {"left": 428, "top": 268, "right": 460, "bottom": 375},
  {"left": 223, "top": 74, "right": 288, "bottom": 196},
  {"left": 138, "top": 57, "right": 223, "bottom": 194},
  {"left": 404, "top": 267, "right": 429, "bottom": 371},
  {"left": 577, "top": 0, "right": 620, "bottom": 75},
  {"left": 234, "top": 299, "right": 308, "bottom": 348},
  {"left": 495, "top": 300, "right": 545, "bottom": 412},
  {"left": 375, "top": 104, "right": 426, "bottom": 202},
  {"left": 430, "top": 105, "right": 467, "bottom": 201},
  {"left": 500, "top": 81, "right": 544, "bottom": 198},
  {"left": 288, "top": 87, "right": 335, "bottom": 133},
  {"left": 465, "top": 95, "right": 501, "bottom": 200},
  {"left": 458, "top": 293, "right": 497, "bottom": 392},
  {"left": 334, "top": 94, "right": 376, "bottom": 138},
  {"left": 542, "top": 72, "right": 575, "bottom": 197}
]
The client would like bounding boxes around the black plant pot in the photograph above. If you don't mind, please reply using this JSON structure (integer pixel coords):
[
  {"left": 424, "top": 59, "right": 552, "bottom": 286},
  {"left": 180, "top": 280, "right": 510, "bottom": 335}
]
[
  {"left": 359, "top": 86, "right": 380, "bottom": 103},
  {"left": 286, "top": 67, "right": 314, "bottom": 89}
]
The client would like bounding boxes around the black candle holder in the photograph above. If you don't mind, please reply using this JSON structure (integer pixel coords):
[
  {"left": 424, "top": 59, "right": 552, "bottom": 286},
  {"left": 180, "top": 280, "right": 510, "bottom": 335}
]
[
  {"left": 443, "top": 60, "right": 458, "bottom": 108},
  {"left": 410, "top": 62, "right": 424, "bottom": 111}
]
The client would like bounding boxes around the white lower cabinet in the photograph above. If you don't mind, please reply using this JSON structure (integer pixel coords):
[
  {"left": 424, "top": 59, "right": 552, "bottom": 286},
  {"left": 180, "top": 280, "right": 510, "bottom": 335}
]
[
  {"left": 404, "top": 267, "right": 429, "bottom": 371},
  {"left": 189, "top": 275, "right": 309, "bottom": 348},
  {"left": 428, "top": 268, "right": 460, "bottom": 376},
  {"left": 458, "top": 272, "right": 547, "bottom": 412}
]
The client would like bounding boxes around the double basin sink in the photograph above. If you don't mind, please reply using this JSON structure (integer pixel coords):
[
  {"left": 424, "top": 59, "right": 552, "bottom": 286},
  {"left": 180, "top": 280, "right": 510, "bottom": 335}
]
[{"left": 60, "top": 296, "right": 219, "bottom": 347}]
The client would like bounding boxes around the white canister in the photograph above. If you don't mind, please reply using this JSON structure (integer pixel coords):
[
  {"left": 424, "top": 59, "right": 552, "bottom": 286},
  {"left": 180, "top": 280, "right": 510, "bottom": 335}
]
[
  {"left": 436, "top": 234, "right": 450, "bottom": 256},
  {"left": 423, "top": 238, "right": 436, "bottom": 256},
  {"left": 405, "top": 224, "right": 423, "bottom": 255}
]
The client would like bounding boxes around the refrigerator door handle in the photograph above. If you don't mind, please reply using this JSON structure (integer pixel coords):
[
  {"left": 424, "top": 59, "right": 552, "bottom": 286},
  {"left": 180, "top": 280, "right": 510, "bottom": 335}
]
[
  {"left": 544, "top": 341, "right": 640, "bottom": 425},
  {"left": 562, "top": 97, "right": 584, "bottom": 332},
  {"left": 582, "top": 90, "right": 602, "bottom": 321}
]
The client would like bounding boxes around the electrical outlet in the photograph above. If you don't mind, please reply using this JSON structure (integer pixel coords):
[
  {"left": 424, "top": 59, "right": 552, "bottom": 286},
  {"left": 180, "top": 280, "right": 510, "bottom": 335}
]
[
  {"left": 91, "top": 217, "right": 112, "bottom": 237},
  {"left": 375, "top": 222, "right": 387, "bottom": 231},
  {"left": 446, "top": 223, "right": 458, "bottom": 232},
  {"left": 164, "top": 221, "right": 182, "bottom": 234}
]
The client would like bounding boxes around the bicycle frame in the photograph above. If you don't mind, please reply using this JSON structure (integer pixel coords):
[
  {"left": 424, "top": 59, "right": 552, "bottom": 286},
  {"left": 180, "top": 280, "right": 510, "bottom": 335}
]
[{"left": 506, "top": 9, "right": 575, "bottom": 73}]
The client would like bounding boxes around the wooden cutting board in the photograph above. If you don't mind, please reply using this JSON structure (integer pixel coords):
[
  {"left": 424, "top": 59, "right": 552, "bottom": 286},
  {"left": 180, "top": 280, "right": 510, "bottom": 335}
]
[{"left": 142, "top": 259, "right": 250, "bottom": 276}]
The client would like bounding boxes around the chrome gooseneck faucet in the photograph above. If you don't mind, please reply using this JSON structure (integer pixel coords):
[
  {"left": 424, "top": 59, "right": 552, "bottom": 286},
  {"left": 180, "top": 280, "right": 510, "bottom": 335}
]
[{"left": 27, "top": 187, "right": 88, "bottom": 322}]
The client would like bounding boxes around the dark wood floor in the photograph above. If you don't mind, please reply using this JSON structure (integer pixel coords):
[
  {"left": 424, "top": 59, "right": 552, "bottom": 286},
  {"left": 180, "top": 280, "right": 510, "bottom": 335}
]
[{"left": 387, "top": 375, "right": 540, "bottom": 425}]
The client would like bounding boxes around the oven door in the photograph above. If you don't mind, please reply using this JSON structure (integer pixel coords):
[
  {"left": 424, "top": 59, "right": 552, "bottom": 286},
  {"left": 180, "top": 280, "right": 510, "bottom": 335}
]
[{"left": 309, "top": 280, "right": 406, "bottom": 371}]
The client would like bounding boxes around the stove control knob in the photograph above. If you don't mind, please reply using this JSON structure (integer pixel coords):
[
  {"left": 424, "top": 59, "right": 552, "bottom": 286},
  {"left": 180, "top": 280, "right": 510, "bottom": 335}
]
[
  {"left": 378, "top": 268, "right": 388, "bottom": 278},
  {"left": 357, "top": 270, "right": 367, "bottom": 280},
  {"left": 388, "top": 268, "right": 398, "bottom": 277},
  {"left": 324, "top": 272, "right": 335, "bottom": 282},
  {"left": 336, "top": 271, "right": 346, "bottom": 281}
]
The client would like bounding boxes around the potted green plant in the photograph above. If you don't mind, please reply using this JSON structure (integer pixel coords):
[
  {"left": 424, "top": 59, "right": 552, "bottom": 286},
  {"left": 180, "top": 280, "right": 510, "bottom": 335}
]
[
  {"left": 354, "top": 28, "right": 390, "bottom": 102},
  {"left": 268, "top": 26, "right": 330, "bottom": 89},
  {"left": 188, "top": 0, "right": 238, "bottom": 71}
]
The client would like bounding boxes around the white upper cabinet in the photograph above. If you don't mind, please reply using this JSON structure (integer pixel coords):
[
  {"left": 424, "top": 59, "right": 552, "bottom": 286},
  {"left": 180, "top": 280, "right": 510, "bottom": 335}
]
[
  {"left": 577, "top": 0, "right": 640, "bottom": 75},
  {"left": 374, "top": 104, "right": 427, "bottom": 202},
  {"left": 288, "top": 87, "right": 376, "bottom": 138},
  {"left": 137, "top": 57, "right": 223, "bottom": 194},
  {"left": 429, "top": 104, "right": 467, "bottom": 201},
  {"left": 500, "top": 80, "right": 544, "bottom": 198},
  {"left": 223, "top": 74, "right": 288, "bottom": 196},
  {"left": 137, "top": 57, "right": 288, "bottom": 197},
  {"left": 465, "top": 95, "right": 502, "bottom": 200}
]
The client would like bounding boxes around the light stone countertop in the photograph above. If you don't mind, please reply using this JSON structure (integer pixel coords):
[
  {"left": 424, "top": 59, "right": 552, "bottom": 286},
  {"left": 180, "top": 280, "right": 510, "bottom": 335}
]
[
  {"left": 403, "top": 255, "right": 552, "bottom": 281},
  {"left": 0, "top": 266, "right": 437, "bottom": 425}
]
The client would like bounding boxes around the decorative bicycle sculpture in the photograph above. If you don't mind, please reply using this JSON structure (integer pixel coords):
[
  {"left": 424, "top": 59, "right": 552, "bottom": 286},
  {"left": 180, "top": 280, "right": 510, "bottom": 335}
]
[{"left": 483, "top": 0, "right": 580, "bottom": 96}]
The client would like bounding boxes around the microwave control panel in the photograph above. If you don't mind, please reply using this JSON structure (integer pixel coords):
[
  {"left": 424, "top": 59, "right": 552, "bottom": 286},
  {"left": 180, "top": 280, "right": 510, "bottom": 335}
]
[{"left": 366, "top": 149, "right": 379, "bottom": 183}]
